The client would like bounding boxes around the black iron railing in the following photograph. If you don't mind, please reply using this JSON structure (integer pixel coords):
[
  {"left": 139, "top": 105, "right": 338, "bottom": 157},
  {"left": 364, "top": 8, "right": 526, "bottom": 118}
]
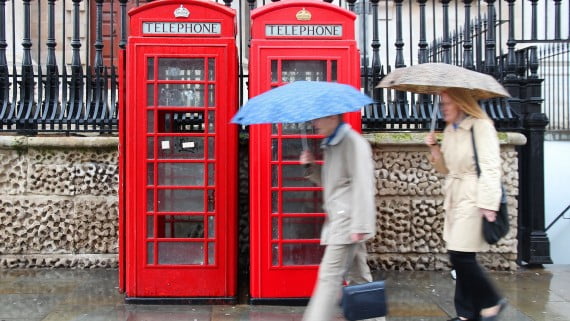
[
  {"left": 0, "top": 0, "right": 567, "bottom": 135},
  {"left": 420, "top": 0, "right": 569, "bottom": 135},
  {"left": 539, "top": 42, "right": 569, "bottom": 135},
  {"left": 0, "top": 0, "right": 118, "bottom": 134}
]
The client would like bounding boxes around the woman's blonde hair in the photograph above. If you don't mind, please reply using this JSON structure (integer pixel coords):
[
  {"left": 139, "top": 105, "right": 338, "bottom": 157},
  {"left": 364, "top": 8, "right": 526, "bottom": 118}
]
[{"left": 442, "top": 88, "right": 488, "bottom": 119}]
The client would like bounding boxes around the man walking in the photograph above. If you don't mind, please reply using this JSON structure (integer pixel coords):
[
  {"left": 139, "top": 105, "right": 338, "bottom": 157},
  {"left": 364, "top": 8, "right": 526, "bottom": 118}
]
[{"left": 300, "top": 114, "right": 380, "bottom": 321}]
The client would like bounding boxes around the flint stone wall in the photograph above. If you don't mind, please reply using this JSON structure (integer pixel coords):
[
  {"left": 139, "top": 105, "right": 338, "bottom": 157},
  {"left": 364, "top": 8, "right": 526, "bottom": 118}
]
[
  {"left": 0, "top": 136, "right": 118, "bottom": 268},
  {"left": 0, "top": 133, "right": 524, "bottom": 270}
]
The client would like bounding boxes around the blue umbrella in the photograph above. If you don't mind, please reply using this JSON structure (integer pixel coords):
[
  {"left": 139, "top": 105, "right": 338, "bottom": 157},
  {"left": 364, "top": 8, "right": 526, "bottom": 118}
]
[{"left": 231, "top": 81, "right": 373, "bottom": 125}]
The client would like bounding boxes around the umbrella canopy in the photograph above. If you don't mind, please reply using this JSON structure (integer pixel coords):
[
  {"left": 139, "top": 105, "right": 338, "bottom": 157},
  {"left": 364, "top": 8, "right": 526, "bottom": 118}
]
[
  {"left": 231, "top": 81, "right": 373, "bottom": 125},
  {"left": 376, "top": 63, "right": 510, "bottom": 100}
]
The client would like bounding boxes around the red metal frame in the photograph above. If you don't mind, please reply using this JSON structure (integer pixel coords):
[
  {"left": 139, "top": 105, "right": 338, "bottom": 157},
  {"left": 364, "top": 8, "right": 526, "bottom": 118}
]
[
  {"left": 249, "top": 0, "right": 362, "bottom": 299},
  {"left": 118, "top": 36, "right": 126, "bottom": 294},
  {"left": 122, "top": 0, "right": 237, "bottom": 298}
]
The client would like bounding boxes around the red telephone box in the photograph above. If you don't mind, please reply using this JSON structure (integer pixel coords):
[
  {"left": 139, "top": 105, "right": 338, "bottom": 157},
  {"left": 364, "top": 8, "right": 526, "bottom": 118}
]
[
  {"left": 122, "top": 0, "right": 237, "bottom": 301},
  {"left": 248, "top": 0, "right": 362, "bottom": 302}
]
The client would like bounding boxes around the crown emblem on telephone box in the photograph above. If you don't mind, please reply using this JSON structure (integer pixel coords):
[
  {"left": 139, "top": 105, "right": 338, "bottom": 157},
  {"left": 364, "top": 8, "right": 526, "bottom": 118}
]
[
  {"left": 296, "top": 8, "right": 312, "bottom": 21},
  {"left": 174, "top": 5, "right": 190, "bottom": 18}
]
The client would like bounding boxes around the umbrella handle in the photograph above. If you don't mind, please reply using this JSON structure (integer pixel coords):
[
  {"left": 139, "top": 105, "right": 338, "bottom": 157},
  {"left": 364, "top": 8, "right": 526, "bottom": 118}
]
[
  {"left": 301, "top": 131, "right": 311, "bottom": 169},
  {"left": 430, "top": 96, "right": 439, "bottom": 132},
  {"left": 301, "top": 123, "right": 310, "bottom": 151},
  {"left": 300, "top": 123, "right": 312, "bottom": 169}
]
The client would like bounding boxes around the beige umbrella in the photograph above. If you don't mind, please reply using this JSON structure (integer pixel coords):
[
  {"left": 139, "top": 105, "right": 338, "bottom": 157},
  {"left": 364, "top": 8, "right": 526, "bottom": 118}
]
[{"left": 376, "top": 63, "right": 510, "bottom": 100}]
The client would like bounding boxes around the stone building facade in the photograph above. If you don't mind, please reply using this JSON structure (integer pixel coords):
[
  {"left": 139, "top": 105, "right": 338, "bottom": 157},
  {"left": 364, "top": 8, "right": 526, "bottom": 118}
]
[{"left": 0, "top": 133, "right": 525, "bottom": 270}]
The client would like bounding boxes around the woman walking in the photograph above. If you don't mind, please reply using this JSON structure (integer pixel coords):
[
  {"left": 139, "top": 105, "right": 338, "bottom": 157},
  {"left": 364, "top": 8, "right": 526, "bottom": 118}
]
[{"left": 425, "top": 88, "right": 507, "bottom": 321}]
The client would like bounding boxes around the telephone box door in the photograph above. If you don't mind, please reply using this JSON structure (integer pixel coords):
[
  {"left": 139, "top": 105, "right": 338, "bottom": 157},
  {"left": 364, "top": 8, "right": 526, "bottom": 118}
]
[
  {"left": 248, "top": 1, "right": 362, "bottom": 301},
  {"left": 124, "top": 0, "right": 237, "bottom": 299},
  {"left": 250, "top": 50, "right": 361, "bottom": 300}
]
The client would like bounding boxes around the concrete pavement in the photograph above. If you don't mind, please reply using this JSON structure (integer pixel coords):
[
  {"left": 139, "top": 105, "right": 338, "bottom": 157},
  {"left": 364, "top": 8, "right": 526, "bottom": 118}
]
[{"left": 0, "top": 265, "right": 569, "bottom": 321}]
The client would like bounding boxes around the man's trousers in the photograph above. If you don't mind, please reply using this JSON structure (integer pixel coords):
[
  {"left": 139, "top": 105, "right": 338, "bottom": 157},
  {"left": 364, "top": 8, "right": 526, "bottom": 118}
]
[{"left": 302, "top": 242, "right": 383, "bottom": 321}]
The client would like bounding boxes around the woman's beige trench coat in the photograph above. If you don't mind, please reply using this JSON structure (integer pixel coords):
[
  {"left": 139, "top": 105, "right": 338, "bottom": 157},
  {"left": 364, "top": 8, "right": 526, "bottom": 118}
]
[{"left": 431, "top": 116, "right": 502, "bottom": 252}]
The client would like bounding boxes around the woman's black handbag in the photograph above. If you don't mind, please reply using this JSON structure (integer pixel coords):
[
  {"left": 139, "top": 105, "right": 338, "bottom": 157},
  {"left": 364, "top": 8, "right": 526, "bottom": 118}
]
[
  {"left": 340, "top": 244, "right": 388, "bottom": 320},
  {"left": 482, "top": 185, "right": 509, "bottom": 244},
  {"left": 471, "top": 127, "right": 509, "bottom": 245},
  {"left": 341, "top": 280, "right": 387, "bottom": 321}
]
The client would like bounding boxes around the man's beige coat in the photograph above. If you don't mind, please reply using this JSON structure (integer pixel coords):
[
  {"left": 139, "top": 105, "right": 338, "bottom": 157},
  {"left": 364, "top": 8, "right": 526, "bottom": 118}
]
[
  {"left": 431, "top": 117, "right": 502, "bottom": 252},
  {"left": 306, "top": 124, "right": 377, "bottom": 245}
]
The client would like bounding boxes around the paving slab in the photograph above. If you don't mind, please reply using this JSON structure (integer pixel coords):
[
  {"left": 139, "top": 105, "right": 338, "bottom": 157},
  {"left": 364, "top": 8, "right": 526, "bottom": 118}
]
[{"left": 0, "top": 266, "right": 568, "bottom": 321}]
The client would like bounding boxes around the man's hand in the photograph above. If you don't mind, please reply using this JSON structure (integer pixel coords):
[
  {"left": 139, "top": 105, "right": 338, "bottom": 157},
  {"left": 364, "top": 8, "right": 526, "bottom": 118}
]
[
  {"left": 300, "top": 150, "right": 315, "bottom": 165},
  {"left": 351, "top": 233, "right": 366, "bottom": 242}
]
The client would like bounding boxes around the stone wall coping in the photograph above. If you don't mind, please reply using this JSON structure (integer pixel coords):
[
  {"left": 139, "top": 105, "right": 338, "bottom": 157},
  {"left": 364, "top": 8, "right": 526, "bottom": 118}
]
[
  {"left": 0, "top": 136, "right": 119, "bottom": 149},
  {"left": 364, "top": 132, "right": 527, "bottom": 146},
  {"left": 0, "top": 134, "right": 526, "bottom": 149}
]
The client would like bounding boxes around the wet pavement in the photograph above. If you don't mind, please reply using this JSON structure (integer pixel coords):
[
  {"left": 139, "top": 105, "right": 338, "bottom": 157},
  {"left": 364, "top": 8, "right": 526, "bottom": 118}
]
[{"left": 1, "top": 265, "right": 569, "bottom": 321}]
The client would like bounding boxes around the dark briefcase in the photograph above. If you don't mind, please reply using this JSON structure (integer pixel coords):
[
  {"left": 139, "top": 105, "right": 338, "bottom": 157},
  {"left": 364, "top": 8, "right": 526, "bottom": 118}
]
[{"left": 341, "top": 280, "right": 387, "bottom": 321}]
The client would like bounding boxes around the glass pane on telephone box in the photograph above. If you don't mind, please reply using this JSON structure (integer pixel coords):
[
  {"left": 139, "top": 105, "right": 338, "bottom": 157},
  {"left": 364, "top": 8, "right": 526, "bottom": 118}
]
[
  {"left": 279, "top": 60, "right": 327, "bottom": 82},
  {"left": 156, "top": 58, "right": 207, "bottom": 107},
  {"left": 145, "top": 56, "right": 215, "bottom": 269},
  {"left": 158, "top": 58, "right": 205, "bottom": 80},
  {"left": 158, "top": 111, "right": 205, "bottom": 133}
]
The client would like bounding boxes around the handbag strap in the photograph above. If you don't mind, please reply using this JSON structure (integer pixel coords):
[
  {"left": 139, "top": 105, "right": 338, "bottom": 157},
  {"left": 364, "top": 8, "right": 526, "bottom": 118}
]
[
  {"left": 470, "top": 126, "right": 481, "bottom": 178},
  {"left": 471, "top": 125, "right": 506, "bottom": 203}
]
